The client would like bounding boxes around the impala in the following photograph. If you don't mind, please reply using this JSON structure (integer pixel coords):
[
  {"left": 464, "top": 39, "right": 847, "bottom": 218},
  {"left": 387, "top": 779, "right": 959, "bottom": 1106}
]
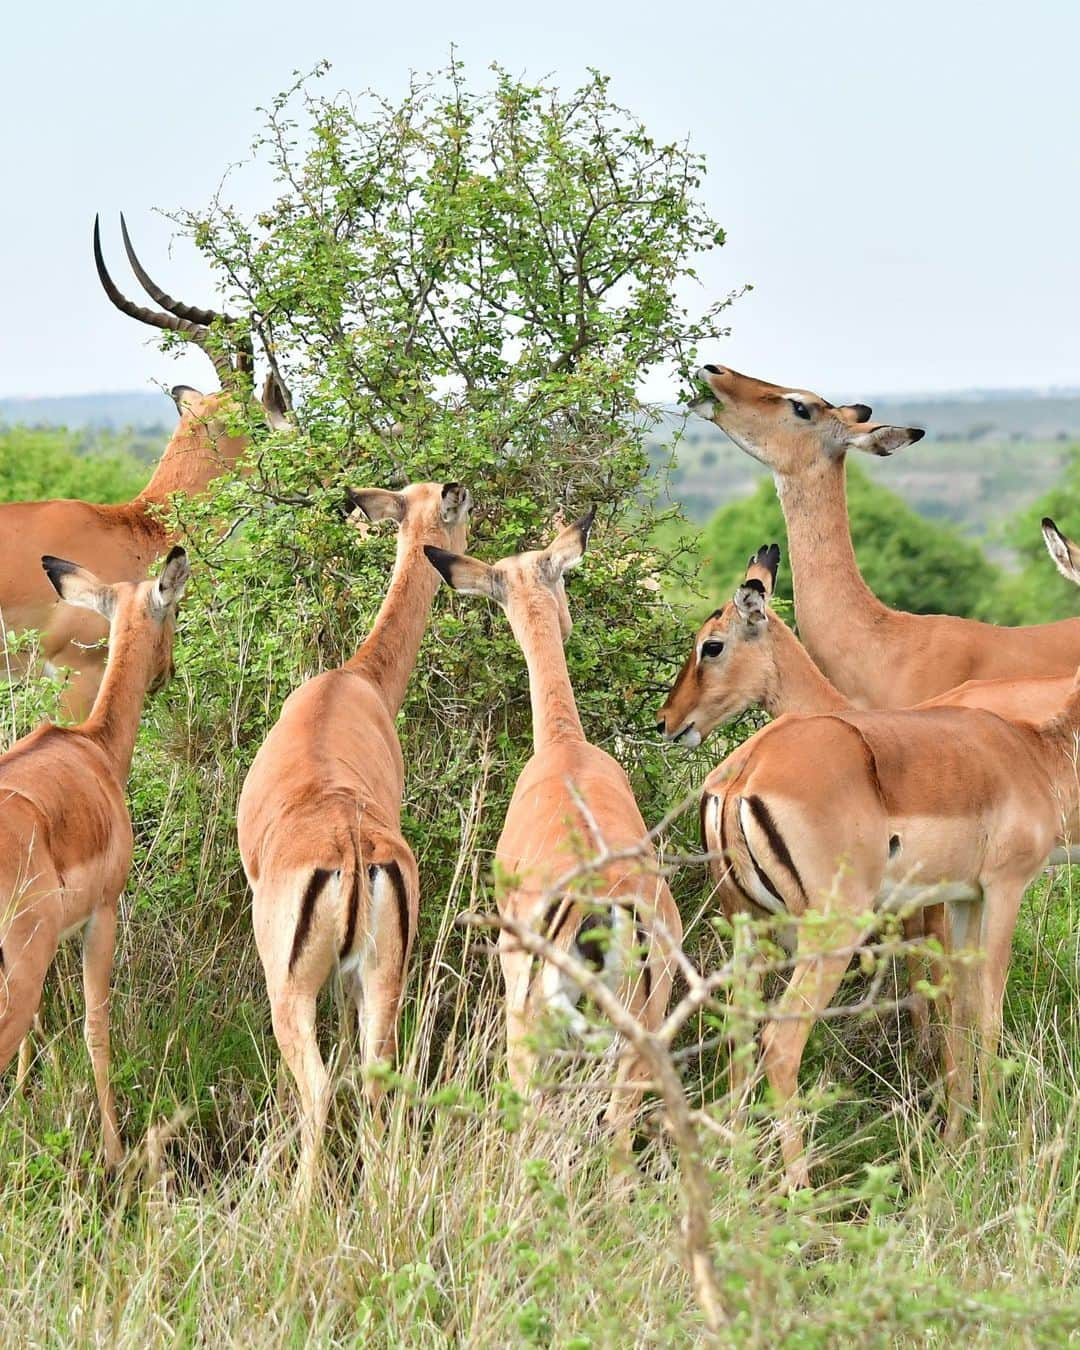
[
  {"left": 657, "top": 544, "right": 1074, "bottom": 743},
  {"left": 425, "top": 515, "right": 682, "bottom": 1159},
  {"left": 238, "top": 481, "right": 470, "bottom": 1190},
  {"left": 695, "top": 661, "right": 1080, "bottom": 1188},
  {"left": 0, "top": 547, "right": 190, "bottom": 1162},
  {"left": 0, "top": 216, "right": 285, "bottom": 719},
  {"left": 691, "top": 365, "right": 1080, "bottom": 707},
  {"left": 658, "top": 540, "right": 1079, "bottom": 1057}
]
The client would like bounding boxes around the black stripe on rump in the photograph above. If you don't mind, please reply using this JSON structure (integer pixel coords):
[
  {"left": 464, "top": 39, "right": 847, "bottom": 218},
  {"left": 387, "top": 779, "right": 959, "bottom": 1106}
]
[
  {"left": 382, "top": 860, "right": 411, "bottom": 970},
  {"left": 289, "top": 868, "right": 334, "bottom": 973},
  {"left": 713, "top": 792, "right": 759, "bottom": 912},
  {"left": 0, "top": 941, "right": 4, "bottom": 971},
  {"left": 745, "top": 795, "right": 806, "bottom": 903},
  {"left": 339, "top": 858, "right": 361, "bottom": 960}
]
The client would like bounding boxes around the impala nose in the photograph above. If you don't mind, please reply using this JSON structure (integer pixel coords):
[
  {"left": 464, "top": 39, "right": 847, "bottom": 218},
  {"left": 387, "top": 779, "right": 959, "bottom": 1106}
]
[
  {"left": 703, "top": 364, "right": 723, "bottom": 375},
  {"left": 656, "top": 720, "right": 666, "bottom": 735}
]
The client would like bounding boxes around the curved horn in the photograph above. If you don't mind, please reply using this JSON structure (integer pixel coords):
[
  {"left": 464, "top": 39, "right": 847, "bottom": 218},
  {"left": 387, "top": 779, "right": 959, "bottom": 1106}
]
[
  {"left": 120, "top": 212, "right": 238, "bottom": 328},
  {"left": 94, "top": 215, "right": 234, "bottom": 386}
]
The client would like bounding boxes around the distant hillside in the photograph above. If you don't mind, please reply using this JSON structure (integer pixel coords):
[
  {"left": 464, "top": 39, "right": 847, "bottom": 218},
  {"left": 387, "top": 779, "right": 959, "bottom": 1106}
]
[{"left": 0, "top": 390, "right": 173, "bottom": 431}]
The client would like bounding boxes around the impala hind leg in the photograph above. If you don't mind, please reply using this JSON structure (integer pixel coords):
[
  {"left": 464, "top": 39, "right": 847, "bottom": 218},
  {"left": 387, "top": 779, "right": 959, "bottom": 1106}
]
[
  {"left": 82, "top": 906, "right": 122, "bottom": 1166},
  {"left": 0, "top": 914, "right": 58, "bottom": 1075},
  {"left": 760, "top": 936, "right": 853, "bottom": 1191},
  {"left": 349, "top": 861, "right": 415, "bottom": 1116},
  {"left": 971, "top": 878, "right": 1026, "bottom": 1124},
  {"left": 269, "top": 986, "right": 329, "bottom": 1195},
  {"left": 499, "top": 933, "right": 536, "bottom": 1097},
  {"left": 942, "top": 898, "right": 982, "bottom": 1140}
]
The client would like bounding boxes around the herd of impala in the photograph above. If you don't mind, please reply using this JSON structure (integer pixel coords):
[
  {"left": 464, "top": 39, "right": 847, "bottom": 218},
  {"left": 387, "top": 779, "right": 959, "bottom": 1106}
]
[{"left": 1, "top": 224, "right": 1080, "bottom": 1196}]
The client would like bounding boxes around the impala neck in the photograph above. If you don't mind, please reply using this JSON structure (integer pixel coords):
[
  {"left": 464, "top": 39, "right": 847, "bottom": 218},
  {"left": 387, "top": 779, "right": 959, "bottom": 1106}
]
[
  {"left": 509, "top": 596, "right": 585, "bottom": 753},
  {"left": 766, "top": 617, "right": 852, "bottom": 716},
  {"left": 775, "top": 459, "right": 892, "bottom": 667},
  {"left": 346, "top": 536, "right": 441, "bottom": 715},
  {"left": 136, "top": 410, "right": 248, "bottom": 505},
  {"left": 81, "top": 611, "right": 159, "bottom": 777}
]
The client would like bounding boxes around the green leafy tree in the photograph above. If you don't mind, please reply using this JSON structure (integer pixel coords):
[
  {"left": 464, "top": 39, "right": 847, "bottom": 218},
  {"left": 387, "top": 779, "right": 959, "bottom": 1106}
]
[
  {"left": 0, "top": 426, "right": 148, "bottom": 503},
  {"left": 994, "top": 444, "right": 1080, "bottom": 622},
  {"left": 686, "top": 462, "right": 1003, "bottom": 621},
  {"left": 139, "top": 60, "right": 730, "bottom": 955}
]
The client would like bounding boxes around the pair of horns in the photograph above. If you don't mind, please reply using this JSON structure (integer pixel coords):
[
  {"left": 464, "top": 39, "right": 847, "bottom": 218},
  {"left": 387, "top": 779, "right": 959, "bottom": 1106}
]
[{"left": 93, "top": 213, "right": 252, "bottom": 388}]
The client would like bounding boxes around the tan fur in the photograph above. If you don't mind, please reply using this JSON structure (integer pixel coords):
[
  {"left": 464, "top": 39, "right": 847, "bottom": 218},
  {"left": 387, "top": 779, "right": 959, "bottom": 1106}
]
[
  {"left": 237, "top": 482, "right": 470, "bottom": 1192},
  {"left": 698, "top": 681, "right": 1080, "bottom": 1189},
  {"left": 426, "top": 517, "right": 683, "bottom": 1162},
  {"left": 692, "top": 365, "right": 1080, "bottom": 707},
  {"left": 0, "top": 549, "right": 189, "bottom": 1162}
]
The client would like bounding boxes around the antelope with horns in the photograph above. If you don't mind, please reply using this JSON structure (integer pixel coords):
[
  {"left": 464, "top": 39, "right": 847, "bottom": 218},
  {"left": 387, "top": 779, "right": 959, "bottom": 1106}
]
[
  {"left": 0, "top": 216, "right": 287, "bottom": 720},
  {"left": 238, "top": 482, "right": 470, "bottom": 1190},
  {"left": 425, "top": 515, "right": 682, "bottom": 1160},
  {"left": 691, "top": 365, "right": 1080, "bottom": 708},
  {"left": 0, "top": 548, "right": 190, "bottom": 1162}
]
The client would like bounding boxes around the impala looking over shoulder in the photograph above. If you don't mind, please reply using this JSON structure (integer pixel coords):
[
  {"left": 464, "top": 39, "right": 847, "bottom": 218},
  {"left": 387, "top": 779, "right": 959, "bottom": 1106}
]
[
  {"left": 426, "top": 514, "right": 682, "bottom": 1162},
  {"left": 0, "top": 216, "right": 286, "bottom": 719},
  {"left": 238, "top": 481, "right": 470, "bottom": 1194},
  {"left": 657, "top": 544, "right": 1074, "bottom": 744},
  {"left": 0, "top": 548, "right": 190, "bottom": 1163},
  {"left": 691, "top": 364, "right": 1080, "bottom": 707}
]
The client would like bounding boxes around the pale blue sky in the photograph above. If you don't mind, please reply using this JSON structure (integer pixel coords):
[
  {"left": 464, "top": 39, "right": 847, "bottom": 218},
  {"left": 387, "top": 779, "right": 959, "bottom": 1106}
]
[{"left": 3, "top": 0, "right": 1078, "bottom": 400}]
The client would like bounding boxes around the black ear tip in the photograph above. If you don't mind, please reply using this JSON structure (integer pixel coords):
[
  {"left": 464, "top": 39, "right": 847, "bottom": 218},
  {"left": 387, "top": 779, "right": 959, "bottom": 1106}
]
[
  {"left": 423, "top": 544, "right": 456, "bottom": 582},
  {"left": 577, "top": 505, "right": 597, "bottom": 539},
  {"left": 164, "top": 545, "right": 187, "bottom": 564},
  {"left": 1042, "top": 517, "right": 1059, "bottom": 534},
  {"left": 909, "top": 427, "right": 926, "bottom": 443}
]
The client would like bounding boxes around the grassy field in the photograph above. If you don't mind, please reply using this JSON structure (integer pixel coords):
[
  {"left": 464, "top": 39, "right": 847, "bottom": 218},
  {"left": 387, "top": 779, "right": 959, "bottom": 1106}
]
[{"left": 3, "top": 659, "right": 1080, "bottom": 1347}]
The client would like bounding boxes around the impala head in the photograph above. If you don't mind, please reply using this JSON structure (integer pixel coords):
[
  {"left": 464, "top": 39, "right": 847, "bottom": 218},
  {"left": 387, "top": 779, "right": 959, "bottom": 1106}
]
[
  {"left": 1042, "top": 517, "right": 1080, "bottom": 586},
  {"left": 42, "top": 547, "right": 191, "bottom": 693},
  {"left": 94, "top": 213, "right": 291, "bottom": 430},
  {"left": 656, "top": 544, "right": 781, "bottom": 747},
  {"left": 346, "top": 480, "right": 471, "bottom": 554},
  {"left": 691, "top": 364, "right": 924, "bottom": 475},
  {"left": 422, "top": 509, "right": 596, "bottom": 643}
]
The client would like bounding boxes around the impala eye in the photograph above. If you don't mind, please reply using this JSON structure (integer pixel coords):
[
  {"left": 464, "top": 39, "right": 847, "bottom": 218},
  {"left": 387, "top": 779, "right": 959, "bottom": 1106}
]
[
  {"left": 701, "top": 640, "right": 725, "bottom": 659},
  {"left": 790, "top": 400, "right": 811, "bottom": 420}
]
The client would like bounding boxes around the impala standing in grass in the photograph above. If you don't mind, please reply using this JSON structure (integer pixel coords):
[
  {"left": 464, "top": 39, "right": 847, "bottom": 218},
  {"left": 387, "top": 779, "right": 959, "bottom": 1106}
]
[
  {"left": 690, "top": 567, "right": 1080, "bottom": 1187},
  {"left": 426, "top": 513, "right": 682, "bottom": 1162},
  {"left": 0, "top": 216, "right": 286, "bottom": 718},
  {"left": 691, "top": 364, "right": 1080, "bottom": 706},
  {"left": 0, "top": 548, "right": 190, "bottom": 1162},
  {"left": 238, "top": 482, "right": 470, "bottom": 1192}
]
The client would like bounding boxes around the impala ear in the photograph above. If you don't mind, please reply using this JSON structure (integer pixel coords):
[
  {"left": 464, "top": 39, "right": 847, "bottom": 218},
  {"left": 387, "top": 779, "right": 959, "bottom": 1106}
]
[
  {"left": 1042, "top": 517, "right": 1080, "bottom": 585},
  {"left": 543, "top": 507, "right": 596, "bottom": 579},
  {"left": 41, "top": 556, "right": 117, "bottom": 620},
  {"left": 171, "top": 385, "right": 203, "bottom": 416},
  {"left": 848, "top": 424, "right": 925, "bottom": 457},
  {"left": 837, "top": 403, "right": 873, "bottom": 424},
  {"left": 440, "top": 482, "right": 471, "bottom": 525},
  {"left": 744, "top": 542, "right": 780, "bottom": 598},
  {"left": 151, "top": 547, "right": 191, "bottom": 614},
  {"left": 733, "top": 581, "right": 769, "bottom": 628},
  {"left": 260, "top": 373, "right": 291, "bottom": 430},
  {"left": 424, "top": 546, "right": 499, "bottom": 600},
  {"left": 346, "top": 487, "right": 406, "bottom": 524}
]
